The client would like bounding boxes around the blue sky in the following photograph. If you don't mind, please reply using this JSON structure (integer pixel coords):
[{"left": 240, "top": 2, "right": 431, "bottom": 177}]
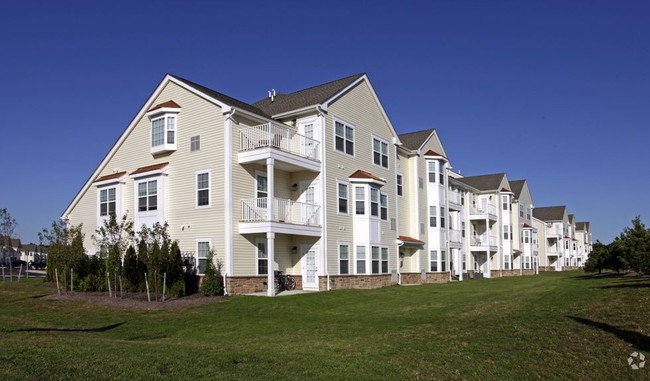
[{"left": 1, "top": 0, "right": 648, "bottom": 244}]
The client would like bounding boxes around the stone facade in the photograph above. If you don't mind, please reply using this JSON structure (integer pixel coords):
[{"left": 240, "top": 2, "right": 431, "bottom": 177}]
[
  {"left": 539, "top": 266, "right": 556, "bottom": 272},
  {"left": 319, "top": 274, "right": 394, "bottom": 290},
  {"left": 226, "top": 276, "right": 268, "bottom": 294}
]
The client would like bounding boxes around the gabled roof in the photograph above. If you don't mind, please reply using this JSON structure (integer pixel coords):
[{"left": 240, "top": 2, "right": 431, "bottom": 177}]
[
  {"left": 424, "top": 149, "right": 446, "bottom": 158},
  {"left": 533, "top": 206, "right": 567, "bottom": 222},
  {"left": 576, "top": 222, "right": 590, "bottom": 231},
  {"left": 568, "top": 214, "right": 575, "bottom": 223},
  {"left": 509, "top": 180, "right": 526, "bottom": 198},
  {"left": 94, "top": 171, "right": 127, "bottom": 183},
  {"left": 398, "top": 129, "right": 435, "bottom": 150},
  {"left": 253, "top": 73, "right": 365, "bottom": 116},
  {"left": 130, "top": 162, "right": 169, "bottom": 176},
  {"left": 148, "top": 100, "right": 181, "bottom": 112},
  {"left": 349, "top": 170, "right": 385, "bottom": 182},
  {"left": 456, "top": 173, "right": 508, "bottom": 192},
  {"left": 398, "top": 236, "right": 425, "bottom": 246},
  {"left": 170, "top": 74, "right": 271, "bottom": 118}
]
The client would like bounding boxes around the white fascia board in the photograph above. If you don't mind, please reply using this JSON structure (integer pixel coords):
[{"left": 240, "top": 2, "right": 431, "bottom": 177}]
[
  {"left": 271, "top": 105, "right": 320, "bottom": 119},
  {"left": 322, "top": 74, "right": 402, "bottom": 146}
]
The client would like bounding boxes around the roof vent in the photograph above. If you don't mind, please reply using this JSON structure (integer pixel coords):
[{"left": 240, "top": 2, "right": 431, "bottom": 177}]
[{"left": 268, "top": 89, "right": 276, "bottom": 102}]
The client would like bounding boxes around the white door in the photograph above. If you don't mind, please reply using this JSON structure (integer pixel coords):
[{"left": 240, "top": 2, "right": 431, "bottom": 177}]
[
  {"left": 302, "top": 247, "right": 318, "bottom": 289},
  {"left": 300, "top": 182, "right": 318, "bottom": 226},
  {"left": 299, "top": 121, "right": 316, "bottom": 158}
]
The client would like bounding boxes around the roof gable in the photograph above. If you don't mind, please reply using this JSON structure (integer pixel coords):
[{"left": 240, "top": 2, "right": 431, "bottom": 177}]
[
  {"left": 533, "top": 206, "right": 567, "bottom": 222},
  {"left": 456, "top": 173, "right": 508, "bottom": 192},
  {"left": 398, "top": 129, "right": 435, "bottom": 150},
  {"left": 509, "top": 179, "right": 534, "bottom": 206}
]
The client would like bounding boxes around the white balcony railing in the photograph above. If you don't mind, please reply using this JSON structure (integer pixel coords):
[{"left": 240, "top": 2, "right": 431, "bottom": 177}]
[
  {"left": 240, "top": 123, "right": 320, "bottom": 161},
  {"left": 470, "top": 234, "right": 498, "bottom": 247},
  {"left": 448, "top": 192, "right": 462, "bottom": 206},
  {"left": 449, "top": 229, "right": 463, "bottom": 244},
  {"left": 470, "top": 204, "right": 498, "bottom": 217},
  {"left": 241, "top": 197, "right": 321, "bottom": 226}
]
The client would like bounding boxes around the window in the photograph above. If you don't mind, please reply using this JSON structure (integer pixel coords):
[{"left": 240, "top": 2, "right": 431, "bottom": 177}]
[
  {"left": 438, "top": 162, "right": 444, "bottom": 184},
  {"left": 257, "top": 240, "right": 268, "bottom": 275},
  {"left": 462, "top": 222, "right": 465, "bottom": 237},
  {"left": 440, "top": 207, "right": 446, "bottom": 228},
  {"left": 381, "top": 247, "right": 388, "bottom": 273},
  {"left": 396, "top": 174, "right": 403, "bottom": 196},
  {"left": 504, "top": 255, "right": 511, "bottom": 270},
  {"left": 138, "top": 180, "right": 157, "bottom": 211},
  {"left": 502, "top": 195, "right": 509, "bottom": 211},
  {"left": 151, "top": 114, "right": 177, "bottom": 151},
  {"left": 380, "top": 193, "right": 388, "bottom": 220},
  {"left": 390, "top": 218, "right": 396, "bottom": 231},
  {"left": 430, "top": 250, "right": 438, "bottom": 271},
  {"left": 99, "top": 188, "right": 116, "bottom": 216},
  {"left": 519, "top": 204, "right": 524, "bottom": 218},
  {"left": 197, "top": 172, "right": 210, "bottom": 207},
  {"left": 419, "top": 177, "right": 424, "bottom": 189},
  {"left": 190, "top": 135, "right": 200, "bottom": 151},
  {"left": 338, "top": 182, "right": 348, "bottom": 214},
  {"left": 429, "top": 206, "right": 437, "bottom": 227},
  {"left": 371, "top": 246, "right": 380, "bottom": 274},
  {"left": 355, "top": 186, "right": 365, "bottom": 215},
  {"left": 504, "top": 224, "right": 509, "bottom": 240},
  {"left": 373, "top": 138, "right": 388, "bottom": 168},
  {"left": 256, "top": 174, "right": 267, "bottom": 198},
  {"left": 524, "top": 230, "right": 530, "bottom": 244},
  {"left": 428, "top": 161, "right": 436, "bottom": 183},
  {"left": 339, "top": 244, "right": 349, "bottom": 274},
  {"left": 370, "top": 188, "right": 379, "bottom": 217},
  {"left": 565, "top": 240, "right": 569, "bottom": 250},
  {"left": 356, "top": 246, "right": 366, "bottom": 274},
  {"left": 461, "top": 192, "right": 465, "bottom": 205},
  {"left": 335, "top": 120, "right": 354, "bottom": 155},
  {"left": 197, "top": 241, "right": 210, "bottom": 274},
  {"left": 526, "top": 207, "right": 531, "bottom": 220},
  {"left": 440, "top": 250, "right": 447, "bottom": 271},
  {"left": 420, "top": 223, "right": 425, "bottom": 235}
]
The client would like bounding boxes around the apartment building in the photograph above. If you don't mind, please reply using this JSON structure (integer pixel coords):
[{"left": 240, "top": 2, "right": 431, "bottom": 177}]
[
  {"left": 509, "top": 180, "right": 536, "bottom": 274},
  {"left": 575, "top": 222, "right": 592, "bottom": 266},
  {"left": 532, "top": 206, "right": 569, "bottom": 271}
]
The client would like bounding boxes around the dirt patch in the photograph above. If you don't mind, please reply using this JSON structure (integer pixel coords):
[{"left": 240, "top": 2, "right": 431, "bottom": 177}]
[{"left": 41, "top": 290, "right": 227, "bottom": 310}]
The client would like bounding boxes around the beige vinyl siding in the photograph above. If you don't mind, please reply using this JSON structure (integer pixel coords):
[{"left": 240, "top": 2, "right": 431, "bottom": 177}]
[
  {"left": 325, "top": 80, "right": 398, "bottom": 274},
  {"left": 67, "top": 82, "right": 226, "bottom": 261}
]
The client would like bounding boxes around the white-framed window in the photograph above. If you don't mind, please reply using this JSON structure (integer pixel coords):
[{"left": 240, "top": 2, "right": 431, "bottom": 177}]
[
  {"left": 372, "top": 137, "right": 388, "bottom": 168},
  {"left": 504, "top": 254, "right": 511, "bottom": 270},
  {"left": 440, "top": 207, "right": 446, "bottom": 228},
  {"left": 390, "top": 218, "right": 396, "bottom": 231},
  {"left": 190, "top": 135, "right": 200, "bottom": 151},
  {"left": 380, "top": 192, "right": 388, "bottom": 220},
  {"left": 420, "top": 223, "right": 425, "bottom": 235},
  {"left": 396, "top": 174, "right": 403, "bottom": 196},
  {"left": 99, "top": 187, "right": 116, "bottom": 217},
  {"left": 526, "top": 207, "right": 531, "bottom": 220},
  {"left": 524, "top": 230, "right": 530, "bottom": 244},
  {"left": 196, "top": 171, "right": 210, "bottom": 207},
  {"left": 137, "top": 180, "right": 158, "bottom": 212},
  {"left": 419, "top": 177, "right": 424, "bottom": 189},
  {"left": 356, "top": 245, "right": 366, "bottom": 274},
  {"left": 338, "top": 182, "right": 348, "bottom": 214},
  {"left": 150, "top": 114, "right": 177, "bottom": 153},
  {"left": 438, "top": 162, "right": 444, "bottom": 184},
  {"left": 334, "top": 120, "right": 354, "bottom": 156},
  {"left": 355, "top": 186, "right": 365, "bottom": 215},
  {"left": 462, "top": 222, "right": 466, "bottom": 237},
  {"left": 339, "top": 244, "right": 350, "bottom": 274},
  {"left": 504, "top": 224, "right": 510, "bottom": 240},
  {"left": 197, "top": 240, "right": 210, "bottom": 274},
  {"left": 257, "top": 239, "right": 268, "bottom": 275},
  {"left": 370, "top": 188, "right": 379, "bottom": 217},
  {"left": 428, "top": 161, "right": 436, "bottom": 183},
  {"left": 440, "top": 250, "right": 447, "bottom": 271},
  {"left": 429, "top": 206, "right": 437, "bottom": 227},
  {"left": 502, "top": 195, "right": 509, "bottom": 211},
  {"left": 519, "top": 204, "right": 524, "bottom": 218},
  {"left": 256, "top": 173, "right": 267, "bottom": 198},
  {"left": 371, "top": 246, "right": 380, "bottom": 274},
  {"left": 430, "top": 250, "right": 438, "bottom": 271},
  {"left": 381, "top": 247, "right": 389, "bottom": 273}
]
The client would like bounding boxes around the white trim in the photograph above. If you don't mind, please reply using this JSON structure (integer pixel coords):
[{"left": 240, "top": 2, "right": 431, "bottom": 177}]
[
  {"left": 371, "top": 135, "right": 390, "bottom": 170},
  {"left": 93, "top": 174, "right": 126, "bottom": 187},
  {"left": 195, "top": 169, "right": 211, "bottom": 209},
  {"left": 129, "top": 166, "right": 169, "bottom": 179},
  {"left": 196, "top": 239, "right": 211, "bottom": 275},
  {"left": 396, "top": 172, "right": 403, "bottom": 197},
  {"left": 255, "top": 238, "right": 268, "bottom": 276},
  {"left": 337, "top": 242, "right": 351, "bottom": 275},
  {"left": 336, "top": 180, "right": 349, "bottom": 215},
  {"left": 224, "top": 115, "right": 234, "bottom": 277},
  {"left": 145, "top": 106, "right": 181, "bottom": 118}
]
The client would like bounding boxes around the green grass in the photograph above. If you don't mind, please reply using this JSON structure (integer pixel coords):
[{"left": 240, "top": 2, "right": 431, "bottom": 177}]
[{"left": 1, "top": 272, "right": 648, "bottom": 380}]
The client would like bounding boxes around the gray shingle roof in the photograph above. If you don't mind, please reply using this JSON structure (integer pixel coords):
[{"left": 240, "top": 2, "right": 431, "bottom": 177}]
[
  {"left": 170, "top": 74, "right": 271, "bottom": 119},
  {"left": 509, "top": 180, "right": 526, "bottom": 199},
  {"left": 456, "top": 173, "right": 507, "bottom": 191},
  {"left": 576, "top": 222, "right": 590, "bottom": 230},
  {"left": 398, "top": 129, "right": 435, "bottom": 150},
  {"left": 533, "top": 206, "right": 566, "bottom": 222},
  {"left": 253, "top": 73, "right": 365, "bottom": 116}
]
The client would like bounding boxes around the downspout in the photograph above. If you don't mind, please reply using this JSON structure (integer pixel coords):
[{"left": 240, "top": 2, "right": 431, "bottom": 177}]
[
  {"left": 317, "top": 105, "right": 330, "bottom": 291},
  {"left": 445, "top": 163, "right": 451, "bottom": 282},
  {"left": 397, "top": 241, "right": 403, "bottom": 285},
  {"left": 223, "top": 108, "right": 236, "bottom": 296}
]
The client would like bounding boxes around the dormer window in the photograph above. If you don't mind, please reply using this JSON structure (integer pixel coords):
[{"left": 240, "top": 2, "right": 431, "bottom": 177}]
[{"left": 147, "top": 101, "right": 181, "bottom": 155}]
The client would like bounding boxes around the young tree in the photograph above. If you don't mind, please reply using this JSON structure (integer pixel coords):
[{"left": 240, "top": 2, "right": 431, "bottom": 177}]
[
  {"left": 39, "top": 220, "right": 85, "bottom": 288},
  {"left": 620, "top": 216, "right": 650, "bottom": 274},
  {"left": 201, "top": 249, "right": 224, "bottom": 296},
  {"left": 94, "top": 214, "right": 134, "bottom": 293},
  {"left": 0, "top": 208, "right": 18, "bottom": 266},
  {"left": 583, "top": 241, "right": 608, "bottom": 274}
]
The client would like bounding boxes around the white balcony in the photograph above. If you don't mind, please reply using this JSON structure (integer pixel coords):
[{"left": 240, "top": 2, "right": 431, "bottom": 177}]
[
  {"left": 470, "top": 234, "right": 498, "bottom": 251},
  {"left": 469, "top": 204, "right": 498, "bottom": 220},
  {"left": 448, "top": 192, "right": 463, "bottom": 210},
  {"left": 239, "top": 123, "right": 321, "bottom": 172},
  {"left": 449, "top": 229, "right": 463, "bottom": 244},
  {"left": 240, "top": 197, "right": 321, "bottom": 236}
]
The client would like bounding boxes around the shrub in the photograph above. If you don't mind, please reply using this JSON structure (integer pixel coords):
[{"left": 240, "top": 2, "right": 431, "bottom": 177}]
[{"left": 201, "top": 251, "right": 224, "bottom": 296}]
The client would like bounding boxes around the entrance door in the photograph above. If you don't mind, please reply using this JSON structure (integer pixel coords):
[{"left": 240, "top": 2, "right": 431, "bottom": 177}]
[
  {"left": 299, "top": 120, "right": 316, "bottom": 158},
  {"left": 300, "top": 181, "right": 319, "bottom": 226},
  {"left": 302, "top": 247, "right": 318, "bottom": 290}
]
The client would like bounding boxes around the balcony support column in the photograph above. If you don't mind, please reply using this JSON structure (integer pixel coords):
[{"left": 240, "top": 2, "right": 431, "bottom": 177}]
[
  {"left": 266, "top": 158, "right": 275, "bottom": 222},
  {"left": 266, "top": 232, "right": 276, "bottom": 297}
]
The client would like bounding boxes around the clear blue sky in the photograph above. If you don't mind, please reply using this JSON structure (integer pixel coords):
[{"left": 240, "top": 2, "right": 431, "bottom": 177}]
[{"left": 1, "top": 0, "right": 648, "bottom": 244}]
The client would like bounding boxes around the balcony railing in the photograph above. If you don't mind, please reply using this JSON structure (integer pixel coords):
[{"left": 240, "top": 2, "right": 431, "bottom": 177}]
[
  {"left": 240, "top": 123, "right": 320, "bottom": 161},
  {"left": 470, "top": 234, "right": 498, "bottom": 247},
  {"left": 241, "top": 197, "right": 320, "bottom": 226},
  {"left": 470, "top": 204, "right": 498, "bottom": 217},
  {"left": 448, "top": 192, "right": 463, "bottom": 207},
  {"left": 449, "top": 229, "right": 463, "bottom": 244}
]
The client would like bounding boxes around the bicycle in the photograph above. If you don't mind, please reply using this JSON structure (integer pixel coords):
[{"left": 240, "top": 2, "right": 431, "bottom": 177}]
[{"left": 274, "top": 271, "right": 296, "bottom": 293}]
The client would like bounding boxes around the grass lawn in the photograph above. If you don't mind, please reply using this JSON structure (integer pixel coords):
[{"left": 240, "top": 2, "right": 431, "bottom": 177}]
[{"left": 0, "top": 271, "right": 648, "bottom": 380}]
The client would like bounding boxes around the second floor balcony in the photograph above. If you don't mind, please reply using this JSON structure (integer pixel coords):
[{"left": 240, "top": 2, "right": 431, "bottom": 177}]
[
  {"left": 449, "top": 229, "right": 463, "bottom": 244},
  {"left": 239, "top": 123, "right": 321, "bottom": 172},
  {"left": 470, "top": 234, "right": 498, "bottom": 251},
  {"left": 469, "top": 204, "right": 498, "bottom": 221},
  {"left": 240, "top": 197, "right": 321, "bottom": 236}
]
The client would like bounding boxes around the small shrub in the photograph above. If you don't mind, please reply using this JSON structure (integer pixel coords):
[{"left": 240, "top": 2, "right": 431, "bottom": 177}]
[{"left": 201, "top": 251, "right": 224, "bottom": 296}]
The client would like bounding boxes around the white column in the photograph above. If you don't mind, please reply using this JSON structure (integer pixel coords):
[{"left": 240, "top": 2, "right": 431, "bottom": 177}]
[
  {"left": 267, "top": 232, "right": 276, "bottom": 297},
  {"left": 266, "top": 158, "right": 276, "bottom": 297}
]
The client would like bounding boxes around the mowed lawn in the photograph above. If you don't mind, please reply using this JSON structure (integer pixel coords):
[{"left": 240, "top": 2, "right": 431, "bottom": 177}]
[{"left": 1, "top": 272, "right": 648, "bottom": 381}]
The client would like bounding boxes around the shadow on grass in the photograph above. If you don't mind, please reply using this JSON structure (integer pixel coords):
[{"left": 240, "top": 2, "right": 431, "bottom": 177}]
[
  {"left": 568, "top": 316, "right": 649, "bottom": 351},
  {"left": 599, "top": 282, "right": 650, "bottom": 289},
  {"left": 570, "top": 272, "right": 628, "bottom": 280},
  {"left": 12, "top": 321, "right": 126, "bottom": 333}
]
